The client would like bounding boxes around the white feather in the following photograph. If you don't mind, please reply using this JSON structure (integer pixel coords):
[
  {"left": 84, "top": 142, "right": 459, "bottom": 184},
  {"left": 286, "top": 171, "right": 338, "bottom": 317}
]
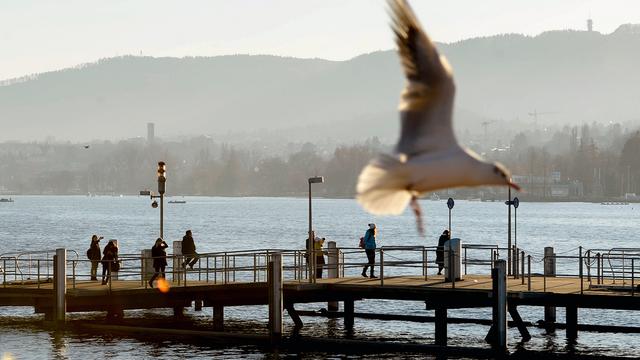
[{"left": 356, "top": 154, "right": 413, "bottom": 215}]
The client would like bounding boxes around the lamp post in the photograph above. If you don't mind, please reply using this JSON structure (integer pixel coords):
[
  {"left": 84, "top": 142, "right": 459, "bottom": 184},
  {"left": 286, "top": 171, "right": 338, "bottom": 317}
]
[
  {"left": 141, "top": 162, "right": 167, "bottom": 238},
  {"left": 505, "top": 187, "right": 512, "bottom": 276},
  {"left": 308, "top": 176, "right": 324, "bottom": 282},
  {"left": 157, "top": 162, "right": 166, "bottom": 238}
]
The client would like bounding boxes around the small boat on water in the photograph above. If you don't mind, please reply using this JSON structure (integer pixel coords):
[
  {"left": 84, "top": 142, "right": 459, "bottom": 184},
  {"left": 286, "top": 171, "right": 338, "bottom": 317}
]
[
  {"left": 168, "top": 200, "right": 186, "bottom": 204},
  {"left": 601, "top": 201, "right": 629, "bottom": 205},
  {"left": 0, "top": 198, "right": 14, "bottom": 203}
]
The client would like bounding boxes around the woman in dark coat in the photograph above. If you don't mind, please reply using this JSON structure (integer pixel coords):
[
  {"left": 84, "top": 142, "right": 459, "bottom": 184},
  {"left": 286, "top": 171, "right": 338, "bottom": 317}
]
[
  {"left": 101, "top": 240, "right": 119, "bottom": 285},
  {"left": 87, "top": 235, "right": 103, "bottom": 281},
  {"left": 436, "top": 230, "right": 450, "bottom": 275},
  {"left": 149, "top": 238, "right": 168, "bottom": 288}
]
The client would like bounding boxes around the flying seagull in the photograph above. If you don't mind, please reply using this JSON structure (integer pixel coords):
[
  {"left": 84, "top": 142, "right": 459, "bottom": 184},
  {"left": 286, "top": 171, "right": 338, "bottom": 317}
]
[{"left": 356, "top": 0, "right": 520, "bottom": 234}]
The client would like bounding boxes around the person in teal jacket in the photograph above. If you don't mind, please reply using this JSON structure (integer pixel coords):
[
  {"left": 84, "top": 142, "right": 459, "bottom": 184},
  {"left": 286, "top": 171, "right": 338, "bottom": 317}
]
[{"left": 361, "top": 223, "right": 378, "bottom": 278}]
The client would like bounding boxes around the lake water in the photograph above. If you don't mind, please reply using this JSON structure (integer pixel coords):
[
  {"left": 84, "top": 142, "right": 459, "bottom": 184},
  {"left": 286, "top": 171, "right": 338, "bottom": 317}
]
[{"left": 1, "top": 196, "right": 639, "bottom": 358}]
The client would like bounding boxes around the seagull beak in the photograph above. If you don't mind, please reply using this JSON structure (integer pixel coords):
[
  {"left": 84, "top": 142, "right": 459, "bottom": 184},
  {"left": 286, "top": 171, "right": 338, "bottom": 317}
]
[{"left": 508, "top": 180, "right": 521, "bottom": 191}]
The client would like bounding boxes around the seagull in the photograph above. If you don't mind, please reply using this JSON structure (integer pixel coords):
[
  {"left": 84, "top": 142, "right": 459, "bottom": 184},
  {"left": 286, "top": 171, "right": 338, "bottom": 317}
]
[
  {"left": 356, "top": 0, "right": 520, "bottom": 234},
  {"left": 83, "top": 145, "right": 90, "bottom": 149}
]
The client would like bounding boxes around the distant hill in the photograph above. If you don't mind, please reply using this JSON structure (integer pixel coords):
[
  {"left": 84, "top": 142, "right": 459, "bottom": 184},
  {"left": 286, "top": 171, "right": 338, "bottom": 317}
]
[{"left": 1, "top": 25, "right": 639, "bottom": 142}]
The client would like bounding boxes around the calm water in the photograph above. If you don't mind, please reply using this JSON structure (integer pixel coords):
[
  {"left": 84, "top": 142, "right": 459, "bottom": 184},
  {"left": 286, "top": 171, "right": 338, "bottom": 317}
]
[{"left": 1, "top": 196, "right": 639, "bottom": 358}]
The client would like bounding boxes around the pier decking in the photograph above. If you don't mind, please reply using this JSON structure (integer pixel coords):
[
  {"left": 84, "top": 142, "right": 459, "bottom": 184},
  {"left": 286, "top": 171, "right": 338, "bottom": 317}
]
[{"left": 1, "top": 244, "right": 639, "bottom": 355}]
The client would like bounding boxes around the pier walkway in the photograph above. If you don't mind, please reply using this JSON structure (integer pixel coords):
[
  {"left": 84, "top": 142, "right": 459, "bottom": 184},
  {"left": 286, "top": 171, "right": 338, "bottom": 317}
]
[{"left": 1, "top": 244, "right": 639, "bottom": 353}]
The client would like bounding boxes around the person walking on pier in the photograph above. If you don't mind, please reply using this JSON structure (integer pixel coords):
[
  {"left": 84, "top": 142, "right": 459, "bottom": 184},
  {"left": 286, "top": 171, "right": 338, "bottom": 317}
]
[
  {"left": 101, "top": 240, "right": 119, "bottom": 285},
  {"left": 361, "top": 223, "right": 377, "bottom": 278},
  {"left": 436, "top": 230, "right": 450, "bottom": 275},
  {"left": 87, "top": 235, "right": 102, "bottom": 281},
  {"left": 182, "top": 230, "right": 199, "bottom": 270},
  {"left": 314, "top": 237, "right": 326, "bottom": 278},
  {"left": 149, "top": 237, "right": 168, "bottom": 288}
]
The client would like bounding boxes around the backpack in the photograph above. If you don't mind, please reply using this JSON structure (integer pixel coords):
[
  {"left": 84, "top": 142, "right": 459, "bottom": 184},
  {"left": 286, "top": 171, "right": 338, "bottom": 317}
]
[
  {"left": 359, "top": 237, "right": 365, "bottom": 249},
  {"left": 86, "top": 248, "right": 91, "bottom": 259}
]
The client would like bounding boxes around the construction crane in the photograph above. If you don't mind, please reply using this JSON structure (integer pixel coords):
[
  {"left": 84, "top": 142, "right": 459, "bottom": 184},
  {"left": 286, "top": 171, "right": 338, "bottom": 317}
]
[
  {"left": 528, "top": 109, "right": 557, "bottom": 127},
  {"left": 481, "top": 120, "right": 495, "bottom": 147}
]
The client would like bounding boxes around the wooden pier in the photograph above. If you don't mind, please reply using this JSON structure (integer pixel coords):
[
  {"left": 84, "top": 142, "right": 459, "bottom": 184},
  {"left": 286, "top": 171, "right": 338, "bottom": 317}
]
[{"left": 1, "top": 244, "right": 639, "bottom": 356}]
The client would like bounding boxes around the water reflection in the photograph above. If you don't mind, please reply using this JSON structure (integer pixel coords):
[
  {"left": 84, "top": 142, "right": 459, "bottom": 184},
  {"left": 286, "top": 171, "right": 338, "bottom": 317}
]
[{"left": 50, "top": 330, "right": 68, "bottom": 360}]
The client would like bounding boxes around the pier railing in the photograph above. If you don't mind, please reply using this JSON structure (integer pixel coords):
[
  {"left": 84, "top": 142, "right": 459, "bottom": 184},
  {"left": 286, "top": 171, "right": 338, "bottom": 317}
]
[{"left": 1, "top": 245, "right": 638, "bottom": 296}]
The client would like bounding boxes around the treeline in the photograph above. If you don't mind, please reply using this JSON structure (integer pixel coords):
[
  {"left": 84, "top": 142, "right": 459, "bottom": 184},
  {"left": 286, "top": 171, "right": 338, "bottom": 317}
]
[{"left": 1, "top": 122, "right": 640, "bottom": 199}]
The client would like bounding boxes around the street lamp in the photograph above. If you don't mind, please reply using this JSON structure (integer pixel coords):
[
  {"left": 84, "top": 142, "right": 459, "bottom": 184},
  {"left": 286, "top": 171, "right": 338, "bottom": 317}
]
[
  {"left": 141, "top": 162, "right": 167, "bottom": 238},
  {"left": 308, "top": 176, "right": 324, "bottom": 282}
]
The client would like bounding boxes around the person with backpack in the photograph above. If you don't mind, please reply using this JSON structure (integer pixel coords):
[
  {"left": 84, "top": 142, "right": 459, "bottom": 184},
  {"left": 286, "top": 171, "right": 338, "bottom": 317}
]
[
  {"left": 86, "top": 235, "right": 103, "bottom": 281},
  {"left": 361, "top": 223, "right": 378, "bottom": 278},
  {"left": 149, "top": 237, "right": 168, "bottom": 288}
]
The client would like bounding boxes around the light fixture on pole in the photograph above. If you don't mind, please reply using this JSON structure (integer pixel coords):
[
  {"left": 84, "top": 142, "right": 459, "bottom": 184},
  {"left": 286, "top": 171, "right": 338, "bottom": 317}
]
[
  {"left": 141, "top": 161, "right": 167, "bottom": 239},
  {"left": 308, "top": 176, "right": 324, "bottom": 283},
  {"left": 157, "top": 161, "right": 166, "bottom": 239}
]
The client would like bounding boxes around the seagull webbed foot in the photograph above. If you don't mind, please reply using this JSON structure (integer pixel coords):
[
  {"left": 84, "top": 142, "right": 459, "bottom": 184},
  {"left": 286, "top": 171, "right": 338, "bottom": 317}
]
[{"left": 410, "top": 195, "right": 425, "bottom": 237}]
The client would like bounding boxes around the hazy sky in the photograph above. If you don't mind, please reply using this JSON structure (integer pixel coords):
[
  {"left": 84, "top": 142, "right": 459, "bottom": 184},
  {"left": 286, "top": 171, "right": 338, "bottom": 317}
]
[{"left": 1, "top": 0, "right": 638, "bottom": 81}]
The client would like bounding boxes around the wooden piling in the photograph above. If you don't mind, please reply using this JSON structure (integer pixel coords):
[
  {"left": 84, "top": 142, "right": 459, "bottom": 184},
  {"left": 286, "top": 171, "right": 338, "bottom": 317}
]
[
  {"left": 172, "top": 240, "right": 183, "bottom": 284},
  {"left": 213, "top": 304, "right": 224, "bottom": 331},
  {"left": 268, "top": 252, "right": 283, "bottom": 342},
  {"left": 327, "top": 241, "right": 339, "bottom": 312},
  {"left": 544, "top": 247, "right": 556, "bottom": 331},
  {"left": 141, "top": 249, "right": 153, "bottom": 286},
  {"left": 434, "top": 307, "right": 447, "bottom": 346},
  {"left": 566, "top": 306, "right": 578, "bottom": 341},
  {"left": 344, "top": 299, "right": 354, "bottom": 330},
  {"left": 490, "top": 259, "right": 507, "bottom": 351},
  {"left": 54, "top": 248, "right": 66, "bottom": 324},
  {"left": 194, "top": 300, "right": 203, "bottom": 311}
]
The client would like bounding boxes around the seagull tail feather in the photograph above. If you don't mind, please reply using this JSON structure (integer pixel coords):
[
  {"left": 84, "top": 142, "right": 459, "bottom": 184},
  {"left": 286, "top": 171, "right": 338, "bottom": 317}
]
[{"left": 356, "top": 154, "right": 413, "bottom": 215}]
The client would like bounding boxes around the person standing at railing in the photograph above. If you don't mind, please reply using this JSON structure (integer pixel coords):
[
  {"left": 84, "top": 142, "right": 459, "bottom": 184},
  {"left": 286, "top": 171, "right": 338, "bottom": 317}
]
[
  {"left": 436, "top": 230, "right": 450, "bottom": 275},
  {"left": 149, "top": 237, "right": 168, "bottom": 288},
  {"left": 314, "top": 237, "right": 326, "bottom": 278},
  {"left": 181, "top": 230, "right": 199, "bottom": 270},
  {"left": 101, "top": 240, "right": 119, "bottom": 285},
  {"left": 361, "top": 223, "right": 378, "bottom": 278},
  {"left": 86, "top": 235, "right": 103, "bottom": 281}
]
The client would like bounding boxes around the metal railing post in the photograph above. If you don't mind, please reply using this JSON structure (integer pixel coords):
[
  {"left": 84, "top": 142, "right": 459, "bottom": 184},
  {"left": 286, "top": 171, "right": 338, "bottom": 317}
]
[
  {"left": 632, "top": 258, "right": 635, "bottom": 297},
  {"left": 37, "top": 260, "right": 41, "bottom": 289},
  {"left": 521, "top": 250, "right": 525, "bottom": 285},
  {"left": 464, "top": 247, "right": 467, "bottom": 275},
  {"left": 72, "top": 260, "right": 76, "bottom": 289},
  {"left": 527, "top": 255, "right": 531, "bottom": 291},
  {"left": 596, "top": 253, "right": 601, "bottom": 285},
  {"left": 206, "top": 256, "right": 209, "bottom": 283},
  {"left": 380, "top": 249, "right": 384, "bottom": 286},
  {"left": 579, "top": 246, "right": 584, "bottom": 295}
]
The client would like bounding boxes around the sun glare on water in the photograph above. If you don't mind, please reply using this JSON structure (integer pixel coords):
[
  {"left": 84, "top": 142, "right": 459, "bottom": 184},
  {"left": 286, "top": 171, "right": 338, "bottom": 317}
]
[{"left": 2, "top": 353, "right": 15, "bottom": 360}]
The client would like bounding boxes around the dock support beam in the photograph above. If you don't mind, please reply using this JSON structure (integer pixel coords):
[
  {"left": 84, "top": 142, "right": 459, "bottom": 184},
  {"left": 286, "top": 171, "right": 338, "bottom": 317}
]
[
  {"left": 487, "top": 259, "right": 507, "bottom": 351},
  {"left": 285, "top": 304, "right": 303, "bottom": 328},
  {"left": 434, "top": 307, "right": 447, "bottom": 346},
  {"left": 268, "top": 252, "right": 283, "bottom": 342},
  {"left": 327, "top": 241, "right": 339, "bottom": 312},
  {"left": 508, "top": 304, "right": 531, "bottom": 342},
  {"left": 194, "top": 300, "right": 203, "bottom": 311},
  {"left": 54, "top": 248, "right": 66, "bottom": 325},
  {"left": 213, "top": 304, "right": 224, "bottom": 331},
  {"left": 566, "top": 306, "right": 578, "bottom": 341},
  {"left": 544, "top": 247, "right": 556, "bottom": 332},
  {"left": 344, "top": 299, "right": 354, "bottom": 330}
]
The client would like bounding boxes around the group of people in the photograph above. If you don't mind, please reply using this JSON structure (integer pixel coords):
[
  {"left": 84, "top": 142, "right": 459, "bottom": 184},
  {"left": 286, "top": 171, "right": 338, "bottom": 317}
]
[
  {"left": 86, "top": 229, "right": 200, "bottom": 287},
  {"left": 86, "top": 235, "right": 119, "bottom": 285}
]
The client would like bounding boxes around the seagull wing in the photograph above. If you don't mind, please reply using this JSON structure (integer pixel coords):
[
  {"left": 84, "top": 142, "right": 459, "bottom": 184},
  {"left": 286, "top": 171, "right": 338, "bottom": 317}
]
[{"left": 389, "top": 0, "right": 457, "bottom": 156}]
